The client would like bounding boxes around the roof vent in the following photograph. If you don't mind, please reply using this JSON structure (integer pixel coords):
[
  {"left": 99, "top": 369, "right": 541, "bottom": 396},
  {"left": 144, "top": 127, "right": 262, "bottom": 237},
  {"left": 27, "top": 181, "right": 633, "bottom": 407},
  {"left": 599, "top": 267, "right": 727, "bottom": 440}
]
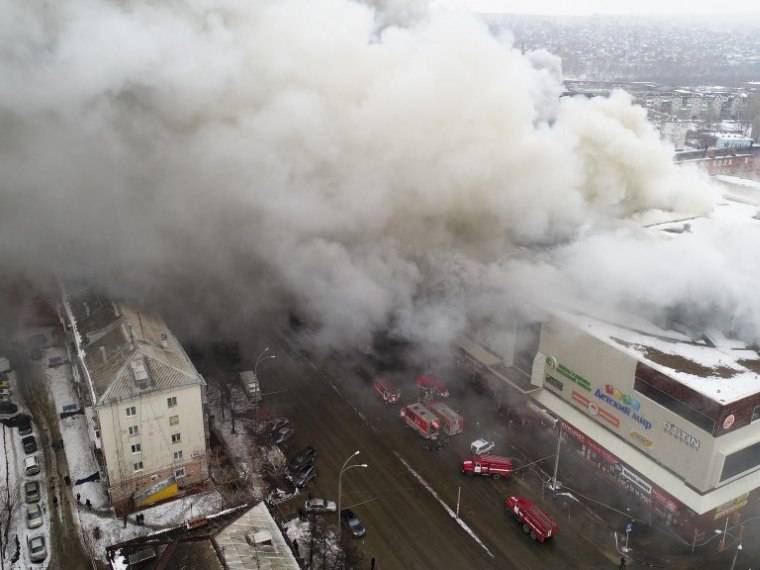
[
  {"left": 131, "top": 359, "right": 150, "bottom": 389},
  {"left": 246, "top": 530, "right": 273, "bottom": 546}
]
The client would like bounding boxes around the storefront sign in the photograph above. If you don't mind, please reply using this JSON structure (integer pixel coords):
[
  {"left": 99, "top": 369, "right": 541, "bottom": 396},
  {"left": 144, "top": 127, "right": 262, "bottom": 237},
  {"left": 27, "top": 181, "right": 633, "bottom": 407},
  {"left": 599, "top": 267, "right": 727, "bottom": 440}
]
[
  {"left": 573, "top": 390, "right": 620, "bottom": 428},
  {"left": 722, "top": 415, "right": 736, "bottom": 430},
  {"left": 664, "top": 422, "right": 701, "bottom": 450},
  {"left": 556, "top": 364, "right": 591, "bottom": 391},
  {"left": 620, "top": 466, "right": 652, "bottom": 495},
  {"left": 629, "top": 431, "right": 654, "bottom": 449},
  {"left": 594, "top": 385, "right": 653, "bottom": 431},
  {"left": 545, "top": 374, "right": 563, "bottom": 392}
]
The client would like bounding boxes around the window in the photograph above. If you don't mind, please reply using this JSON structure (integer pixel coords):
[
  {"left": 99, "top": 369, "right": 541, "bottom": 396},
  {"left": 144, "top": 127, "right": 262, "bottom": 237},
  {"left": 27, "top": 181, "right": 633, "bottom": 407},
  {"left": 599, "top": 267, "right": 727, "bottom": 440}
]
[
  {"left": 171, "top": 433, "right": 181, "bottom": 444},
  {"left": 173, "top": 450, "right": 183, "bottom": 461},
  {"left": 752, "top": 406, "right": 760, "bottom": 423},
  {"left": 133, "top": 462, "right": 143, "bottom": 472},
  {"left": 174, "top": 467, "right": 186, "bottom": 479},
  {"left": 721, "top": 441, "right": 760, "bottom": 481},
  {"left": 634, "top": 377, "right": 715, "bottom": 433},
  {"left": 169, "top": 415, "right": 179, "bottom": 426},
  {"left": 167, "top": 396, "right": 177, "bottom": 408},
  {"left": 131, "top": 443, "right": 142, "bottom": 454},
  {"left": 125, "top": 406, "right": 136, "bottom": 417},
  {"left": 128, "top": 425, "right": 139, "bottom": 437}
]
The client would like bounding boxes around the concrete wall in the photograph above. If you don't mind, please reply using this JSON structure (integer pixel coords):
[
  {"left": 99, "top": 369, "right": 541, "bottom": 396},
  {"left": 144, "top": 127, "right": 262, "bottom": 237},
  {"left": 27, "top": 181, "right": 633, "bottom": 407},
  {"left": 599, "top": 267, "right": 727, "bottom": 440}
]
[{"left": 98, "top": 383, "right": 208, "bottom": 502}]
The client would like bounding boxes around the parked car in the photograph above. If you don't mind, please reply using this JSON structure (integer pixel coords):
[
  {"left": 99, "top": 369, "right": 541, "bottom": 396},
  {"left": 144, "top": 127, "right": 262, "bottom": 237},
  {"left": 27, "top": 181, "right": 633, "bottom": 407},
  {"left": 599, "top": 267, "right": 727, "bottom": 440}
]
[
  {"left": 272, "top": 426, "right": 294, "bottom": 446},
  {"left": 18, "top": 419, "right": 33, "bottom": 436},
  {"left": 5, "top": 412, "right": 30, "bottom": 429},
  {"left": 27, "top": 534, "right": 47, "bottom": 563},
  {"left": 25, "top": 481, "right": 40, "bottom": 503},
  {"left": 470, "top": 439, "right": 495, "bottom": 456},
  {"left": 22, "top": 435, "right": 37, "bottom": 454},
  {"left": 24, "top": 455, "right": 40, "bottom": 476},
  {"left": 288, "top": 446, "right": 317, "bottom": 473},
  {"left": 341, "top": 509, "right": 366, "bottom": 538},
  {"left": 291, "top": 464, "right": 317, "bottom": 488},
  {"left": 26, "top": 503, "right": 43, "bottom": 529},
  {"left": 0, "top": 401, "right": 18, "bottom": 420},
  {"left": 304, "top": 498, "right": 337, "bottom": 514}
]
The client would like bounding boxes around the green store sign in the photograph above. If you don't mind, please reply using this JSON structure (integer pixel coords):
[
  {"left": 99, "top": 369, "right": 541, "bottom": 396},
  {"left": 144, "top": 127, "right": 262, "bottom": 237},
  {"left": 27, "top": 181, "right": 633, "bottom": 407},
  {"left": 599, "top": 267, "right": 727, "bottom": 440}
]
[{"left": 555, "top": 364, "right": 591, "bottom": 392}]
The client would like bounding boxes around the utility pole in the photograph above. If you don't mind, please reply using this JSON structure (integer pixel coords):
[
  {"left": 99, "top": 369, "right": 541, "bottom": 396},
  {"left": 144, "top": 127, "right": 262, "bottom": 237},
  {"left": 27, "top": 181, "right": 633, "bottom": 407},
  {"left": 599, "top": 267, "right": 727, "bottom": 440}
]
[{"left": 550, "top": 430, "right": 562, "bottom": 492}]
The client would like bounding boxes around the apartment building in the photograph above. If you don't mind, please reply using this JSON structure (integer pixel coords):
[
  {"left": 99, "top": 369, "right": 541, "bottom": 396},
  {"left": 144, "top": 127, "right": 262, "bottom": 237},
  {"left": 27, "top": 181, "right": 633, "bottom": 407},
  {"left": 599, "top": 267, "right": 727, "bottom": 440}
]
[{"left": 60, "top": 295, "right": 209, "bottom": 513}]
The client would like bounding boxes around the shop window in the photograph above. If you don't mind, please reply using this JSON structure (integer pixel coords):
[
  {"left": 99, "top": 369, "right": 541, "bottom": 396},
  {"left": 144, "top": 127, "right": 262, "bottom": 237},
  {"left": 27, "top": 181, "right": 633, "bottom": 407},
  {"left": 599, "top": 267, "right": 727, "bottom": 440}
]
[
  {"left": 721, "top": 440, "right": 760, "bottom": 481},
  {"left": 751, "top": 405, "right": 760, "bottom": 423}
]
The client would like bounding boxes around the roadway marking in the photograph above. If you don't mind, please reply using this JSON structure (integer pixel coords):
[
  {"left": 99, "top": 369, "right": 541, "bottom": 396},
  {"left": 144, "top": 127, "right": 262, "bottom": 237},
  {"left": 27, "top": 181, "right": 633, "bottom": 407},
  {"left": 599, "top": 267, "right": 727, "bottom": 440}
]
[{"left": 393, "top": 452, "right": 495, "bottom": 559}]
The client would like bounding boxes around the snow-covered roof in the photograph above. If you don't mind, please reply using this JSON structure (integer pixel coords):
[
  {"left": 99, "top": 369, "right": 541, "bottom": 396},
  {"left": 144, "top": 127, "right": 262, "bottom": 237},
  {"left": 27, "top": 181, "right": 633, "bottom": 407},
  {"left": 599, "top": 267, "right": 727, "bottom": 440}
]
[
  {"left": 564, "top": 311, "right": 760, "bottom": 405},
  {"left": 77, "top": 301, "right": 204, "bottom": 405},
  {"left": 215, "top": 502, "right": 300, "bottom": 570},
  {"left": 565, "top": 195, "right": 760, "bottom": 405}
]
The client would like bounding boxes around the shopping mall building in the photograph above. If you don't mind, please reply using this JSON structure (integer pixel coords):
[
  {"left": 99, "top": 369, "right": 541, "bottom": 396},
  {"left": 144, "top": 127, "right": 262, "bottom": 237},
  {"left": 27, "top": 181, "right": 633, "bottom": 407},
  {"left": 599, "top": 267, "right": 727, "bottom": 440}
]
[{"left": 457, "top": 197, "right": 760, "bottom": 544}]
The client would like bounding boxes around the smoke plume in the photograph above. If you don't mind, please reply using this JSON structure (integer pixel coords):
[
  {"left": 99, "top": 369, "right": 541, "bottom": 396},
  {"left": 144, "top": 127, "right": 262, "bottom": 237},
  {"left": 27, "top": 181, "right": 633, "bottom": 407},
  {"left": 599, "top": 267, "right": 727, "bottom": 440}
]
[{"left": 1, "top": 0, "right": 741, "bottom": 354}]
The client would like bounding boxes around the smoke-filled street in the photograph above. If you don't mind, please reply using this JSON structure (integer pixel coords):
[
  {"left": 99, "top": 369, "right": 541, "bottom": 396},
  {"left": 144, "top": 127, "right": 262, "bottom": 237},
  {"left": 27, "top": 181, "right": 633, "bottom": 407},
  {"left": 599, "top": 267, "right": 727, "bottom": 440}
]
[{"left": 256, "top": 337, "right": 614, "bottom": 569}]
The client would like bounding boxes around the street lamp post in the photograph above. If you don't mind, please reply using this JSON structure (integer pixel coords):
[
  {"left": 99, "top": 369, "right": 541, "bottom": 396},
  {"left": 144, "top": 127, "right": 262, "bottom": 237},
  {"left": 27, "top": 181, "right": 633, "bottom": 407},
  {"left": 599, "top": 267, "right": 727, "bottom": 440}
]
[
  {"left": 729, "top": 543, "right": 742, "bottom": 570},
  {"left": 254, "top": 346, "right": 277, "bottom": 377},
  {"left": 337, "top": 451, "right": 368, "bottom": 541}
]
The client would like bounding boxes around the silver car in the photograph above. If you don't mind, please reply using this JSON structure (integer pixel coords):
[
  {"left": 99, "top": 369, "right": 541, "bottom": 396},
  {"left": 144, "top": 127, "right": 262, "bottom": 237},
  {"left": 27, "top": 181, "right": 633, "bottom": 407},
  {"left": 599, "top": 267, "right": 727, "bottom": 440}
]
[
  {"left": 26, "top": 503, "right": 43, "bottom": 529},
  {"left": 24, "top": 481, "right": 40, "bottom": 504},
  {"left": 28, "top": 535, "right": 47, "bottom": 563}
]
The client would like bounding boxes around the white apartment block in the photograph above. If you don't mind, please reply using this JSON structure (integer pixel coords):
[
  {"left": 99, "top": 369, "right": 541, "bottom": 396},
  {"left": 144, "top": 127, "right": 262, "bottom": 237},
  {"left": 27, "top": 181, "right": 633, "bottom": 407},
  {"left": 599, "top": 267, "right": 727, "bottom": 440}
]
[{"left": 60, "top": 295, "right": 209, "bottom": 513}]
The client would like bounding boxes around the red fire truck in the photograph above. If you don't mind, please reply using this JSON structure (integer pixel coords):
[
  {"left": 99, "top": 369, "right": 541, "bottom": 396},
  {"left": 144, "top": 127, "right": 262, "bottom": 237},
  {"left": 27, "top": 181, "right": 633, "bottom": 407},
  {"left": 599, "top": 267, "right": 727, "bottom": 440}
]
[
  {"left": 416, "top": 375, "right": 450, "bottom": 398},
  {"left": 505, "top": 496, "right": 558, "bottom": 543},
  {"left": 428, "top": 401, "right": 464, "bottom": 435},
  {"left": 462, "top": 456, "right": 512, "bottom": 479},
  {"left": 373, "top": 378, "right": 401, "bottom": 404},
  {"left": 400, "top": 403, "right": 440, "bottom": 439}
]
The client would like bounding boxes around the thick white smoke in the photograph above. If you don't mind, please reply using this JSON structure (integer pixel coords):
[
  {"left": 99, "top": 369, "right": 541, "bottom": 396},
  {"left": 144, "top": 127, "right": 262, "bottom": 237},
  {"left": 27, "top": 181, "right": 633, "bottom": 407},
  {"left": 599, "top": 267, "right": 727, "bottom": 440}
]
[{"left": 0, "top": 0, "right": 735, "bottom": 352}]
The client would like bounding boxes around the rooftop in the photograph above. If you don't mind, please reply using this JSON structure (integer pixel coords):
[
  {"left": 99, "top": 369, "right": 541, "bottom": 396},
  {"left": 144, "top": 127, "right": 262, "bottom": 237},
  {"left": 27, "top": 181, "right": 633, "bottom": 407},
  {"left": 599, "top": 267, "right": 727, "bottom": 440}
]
[{"left": 75, "top": 299, "right": 204, "bottom": 405}]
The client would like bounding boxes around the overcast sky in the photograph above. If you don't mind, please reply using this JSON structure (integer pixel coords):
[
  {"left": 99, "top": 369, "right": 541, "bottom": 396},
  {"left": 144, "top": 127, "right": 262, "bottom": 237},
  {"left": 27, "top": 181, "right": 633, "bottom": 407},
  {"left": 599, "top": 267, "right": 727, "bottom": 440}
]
[{"left": 463, "top": 0, "right": 760, "bottom": 16}]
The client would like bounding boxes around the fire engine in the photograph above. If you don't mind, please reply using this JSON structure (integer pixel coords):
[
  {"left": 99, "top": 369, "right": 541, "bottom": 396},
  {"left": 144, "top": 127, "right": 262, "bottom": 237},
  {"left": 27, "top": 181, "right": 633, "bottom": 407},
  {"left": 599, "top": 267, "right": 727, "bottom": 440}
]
[
  {"left": 428, "top": 401, "right": 463, "bottom": 435},
  {"left": 505, "top": 496, "right": 558, "bottom": 543},
  {"left": 416, "top": 375, "right": 449, "bottom": 398},
  {"left": 373, "top": 378, "right": 401, "bottom": 404},
  {"left": 461, "top": 456, "right": 512, "bottom": 479},
  {"left": 400, "top": 403, "right": 440, "bottom": 439}
]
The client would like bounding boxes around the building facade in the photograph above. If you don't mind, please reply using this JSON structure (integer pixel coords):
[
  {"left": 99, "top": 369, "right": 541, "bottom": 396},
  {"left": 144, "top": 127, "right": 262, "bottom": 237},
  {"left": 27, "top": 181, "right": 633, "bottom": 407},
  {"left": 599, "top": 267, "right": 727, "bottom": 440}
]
[{"left": 60, "top": 294, "right": 209, "bottom": 513}]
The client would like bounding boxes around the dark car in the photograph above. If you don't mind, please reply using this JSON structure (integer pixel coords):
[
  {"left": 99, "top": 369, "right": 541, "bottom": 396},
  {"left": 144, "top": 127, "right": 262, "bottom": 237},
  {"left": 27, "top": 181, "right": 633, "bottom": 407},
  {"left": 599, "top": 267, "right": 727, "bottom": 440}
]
[
  {"left": 25, "top": 481, "right": 40, "bottom": 504},
  {"left": 291, "top": 464, "right": 317, "bottom": 488},
  {"left": 18, "top": 420, "right": 33, "bottom": 437},
  {"left": 288, "top": 446, "right": 317, "bottom": 473},
  {"left": 341, "top": 509, "right": 366, "bottom": 538},
  {"left": 0, "top": 401, "right": 18, "bottom": 420},
  {"left": 6, "top": 413, "right": 30, "bottom": 429},
  {"left": 22, "top": 436, "right": 37, "bottom": 454}
]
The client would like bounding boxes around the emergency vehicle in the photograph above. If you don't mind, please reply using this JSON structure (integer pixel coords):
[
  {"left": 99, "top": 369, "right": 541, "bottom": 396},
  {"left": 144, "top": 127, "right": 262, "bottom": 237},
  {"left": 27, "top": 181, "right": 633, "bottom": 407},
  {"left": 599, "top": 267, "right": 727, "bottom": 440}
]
[
  {"left": 461, "top": 456, "right": 512, "bottom": 479},
  {"left": 416, "top": 375, "right": 449, "bottom": 398},
  {"left": 505, "top": 496, "right": 558, "bottom": 543},
  {"left": 428, "top": 401, "right": 464, "bottom": 435},
  {"left": 373, "top": 378, "right": 401, "bottom": 404},
  {"left": 400, "top": 403, "right": 440, "bottom": 439}
]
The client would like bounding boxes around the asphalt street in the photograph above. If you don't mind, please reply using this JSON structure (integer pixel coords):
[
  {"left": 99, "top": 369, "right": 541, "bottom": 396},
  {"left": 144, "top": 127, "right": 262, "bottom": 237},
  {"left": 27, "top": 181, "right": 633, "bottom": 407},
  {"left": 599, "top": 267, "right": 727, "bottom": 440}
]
[{"left": 259, "top": 339, "right": 617, "bottom": 570}]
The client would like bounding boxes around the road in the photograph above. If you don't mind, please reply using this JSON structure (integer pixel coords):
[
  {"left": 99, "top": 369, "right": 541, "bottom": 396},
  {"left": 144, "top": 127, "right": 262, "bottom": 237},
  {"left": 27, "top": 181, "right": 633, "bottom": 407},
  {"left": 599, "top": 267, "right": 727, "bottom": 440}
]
[
  {"left": 256, "top": 338, "right": 616, "bottom": 570},
  {"left": 14, "top": 351, "right": 92, "bottom": 570}
]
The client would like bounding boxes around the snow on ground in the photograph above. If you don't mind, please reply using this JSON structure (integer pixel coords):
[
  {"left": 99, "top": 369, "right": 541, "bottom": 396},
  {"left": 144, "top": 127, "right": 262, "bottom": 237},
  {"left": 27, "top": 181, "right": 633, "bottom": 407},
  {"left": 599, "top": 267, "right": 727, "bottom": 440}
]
[
  {"left": 42, "top": 346, "right": 108, "bottom": 509},
  {"left": 75, "top": 489, "right": 225, "bottom": 560}
]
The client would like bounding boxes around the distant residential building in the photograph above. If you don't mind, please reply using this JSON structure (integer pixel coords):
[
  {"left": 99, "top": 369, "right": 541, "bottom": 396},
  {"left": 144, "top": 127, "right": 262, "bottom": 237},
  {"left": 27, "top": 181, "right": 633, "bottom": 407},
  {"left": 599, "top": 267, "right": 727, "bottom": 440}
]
[{"left": 60, "top": 294, "right": 209, "bottom": 513}]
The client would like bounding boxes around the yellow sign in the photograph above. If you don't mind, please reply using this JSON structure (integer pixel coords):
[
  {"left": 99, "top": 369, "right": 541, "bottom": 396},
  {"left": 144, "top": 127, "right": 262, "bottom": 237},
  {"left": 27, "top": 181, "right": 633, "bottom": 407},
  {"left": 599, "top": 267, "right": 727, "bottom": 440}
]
[{"left": 629, "top": 432, "right": 654, "bottom": 449}]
